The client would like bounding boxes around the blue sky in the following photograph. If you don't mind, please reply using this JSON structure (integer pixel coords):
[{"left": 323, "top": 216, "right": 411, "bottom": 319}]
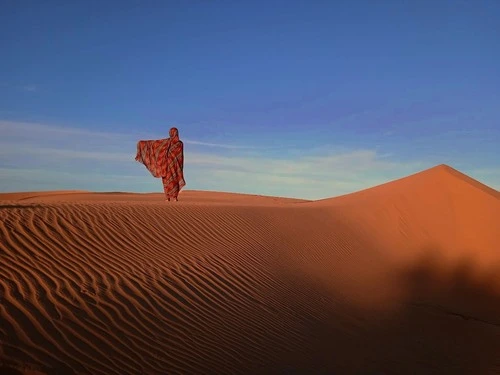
[{"left": 1, "top": 0, "right": 499, "bottom": 199}]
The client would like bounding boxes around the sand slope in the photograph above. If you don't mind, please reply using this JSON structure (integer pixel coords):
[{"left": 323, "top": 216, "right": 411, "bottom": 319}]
[{"left": 0, "top": 164, "right": 499, "bottom": 374}]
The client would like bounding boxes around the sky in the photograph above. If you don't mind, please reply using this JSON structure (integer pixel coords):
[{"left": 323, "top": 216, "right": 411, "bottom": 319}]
[{"left": 1, "top": 0, "right": 499, "bottom": 199}]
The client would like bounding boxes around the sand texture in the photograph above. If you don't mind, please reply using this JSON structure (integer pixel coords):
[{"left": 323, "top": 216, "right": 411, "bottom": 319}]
[{"left": 1, "top": 164, "right": 499, "bottom": 374}]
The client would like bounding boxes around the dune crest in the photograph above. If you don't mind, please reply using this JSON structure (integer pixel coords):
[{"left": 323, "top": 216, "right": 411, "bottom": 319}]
[
  {"left": 1, "top": 165, "right": 499, "bottom": 374},
  {"left": 314, "top": 164, "right": 499, "bottom": 264}
]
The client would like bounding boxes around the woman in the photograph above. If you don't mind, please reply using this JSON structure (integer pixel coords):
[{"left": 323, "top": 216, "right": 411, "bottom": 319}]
[{"left": 135, "top": 127, "right": 186, "bottom": 201}]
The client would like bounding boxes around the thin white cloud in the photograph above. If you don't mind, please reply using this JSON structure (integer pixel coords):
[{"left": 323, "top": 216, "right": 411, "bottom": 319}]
[
  {"left": 0, "top": 120, "right": 131, "bottom": 139},
  {"left": 0, "top": 83, "right": 38, "bottom": 92},
  {"left": 185, "top": 151, "right": 428, "bottom": 198},
  {"left": 0, "top": 141, "right": 415, "bottom": 181},
  {"left": 0, "top": 145, "right": 131, "bottom": 162},
  {"left": 21, "top": 85, "right": 38, "bottom": 92},
  {"left": 0, "top": 120, "right": 257, "bottom": 149},
  {"left": 187, "top": 149, "right": 424, "bottom": 176},
  {"left": 182, "top": 139, "right": 260, "bottom": 149},
  {"left": 2, "top": 84, "right": 40, "bottom": 92}
]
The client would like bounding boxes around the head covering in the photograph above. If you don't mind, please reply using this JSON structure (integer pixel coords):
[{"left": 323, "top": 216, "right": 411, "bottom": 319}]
[{"left": 169, "top": 127, "right": 179, "bottom": 139}]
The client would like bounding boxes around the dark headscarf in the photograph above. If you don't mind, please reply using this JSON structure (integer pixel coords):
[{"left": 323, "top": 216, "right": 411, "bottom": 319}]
[{"left": 169, "top": 127, "right": 179, "bottom": 141}]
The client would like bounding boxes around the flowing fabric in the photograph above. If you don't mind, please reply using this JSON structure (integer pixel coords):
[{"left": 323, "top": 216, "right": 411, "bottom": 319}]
[{"left": 135, "top": 127, "right": 186, "bottom": 199}]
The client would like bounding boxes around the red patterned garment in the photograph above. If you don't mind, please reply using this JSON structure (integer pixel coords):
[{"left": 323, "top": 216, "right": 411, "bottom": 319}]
[{"left": 135, "top": 127, "right": 186, "bottom": 200}]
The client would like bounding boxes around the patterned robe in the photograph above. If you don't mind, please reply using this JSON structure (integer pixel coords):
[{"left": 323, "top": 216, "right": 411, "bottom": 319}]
[{"left": 135, "top": 128, "right": 186, "bottom": 199}]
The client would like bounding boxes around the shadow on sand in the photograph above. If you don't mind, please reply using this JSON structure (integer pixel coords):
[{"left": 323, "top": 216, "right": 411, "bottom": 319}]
[{"left": 266, "top": 247, "right": 500, "bottom": 375}]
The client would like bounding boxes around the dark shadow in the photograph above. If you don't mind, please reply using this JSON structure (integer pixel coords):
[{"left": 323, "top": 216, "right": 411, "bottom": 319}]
[
  {"left": 401, "top": 249, "right": 500, "bottom": 327},
  {"left": 0, "top": 365, "right": 24, "bottom": 375},
  {"left": 361, "top": 248, "right": 500, "bottom": 375},
  {"left": 0, "top": 363, "right": 76, "bottom": 375},
  {"left": 262, "top": 246, "right": 500, "bottom": 374}
]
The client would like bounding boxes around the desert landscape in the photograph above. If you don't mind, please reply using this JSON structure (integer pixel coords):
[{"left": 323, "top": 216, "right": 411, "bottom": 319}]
[{"left": 0, "top": 164, "right": 499, "bottom": 375}]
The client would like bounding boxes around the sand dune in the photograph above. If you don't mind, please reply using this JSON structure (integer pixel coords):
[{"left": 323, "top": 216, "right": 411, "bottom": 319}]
[{"left": 1, "top": 164, "right": 499, "bottom": 374}]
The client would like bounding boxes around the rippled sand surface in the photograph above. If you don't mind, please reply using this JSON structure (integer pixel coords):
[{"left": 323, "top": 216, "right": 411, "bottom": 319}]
[{"left": 1, "top": 165, "right": 499, "bottom": 374}]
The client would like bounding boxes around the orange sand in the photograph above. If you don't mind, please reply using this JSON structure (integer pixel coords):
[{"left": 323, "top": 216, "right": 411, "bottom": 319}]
[{"left": 0, "top": 164, "right": 499, "bottom": 374}]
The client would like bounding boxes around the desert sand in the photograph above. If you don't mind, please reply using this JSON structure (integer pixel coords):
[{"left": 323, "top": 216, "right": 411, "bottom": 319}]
[{"left": 0, "top": 164, "right": 499, "bottom": 375}]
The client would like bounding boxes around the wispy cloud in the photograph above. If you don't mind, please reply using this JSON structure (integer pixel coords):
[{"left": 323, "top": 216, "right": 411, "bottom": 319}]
[
  {"left": 0, "top": 146, "right": 131, "bottom": 162},
  {"left": 0, "top": 84, "right": 40, "bottom": 93},
  {"left": 0, "top": 121, "right": 257, "bottom": 149},
  {"left": 20, "top": 85, "right": 38, "bottom": 92},
  {"left": 0, "top": 121, "right": 130, "bottom": 139},
  {"left": 182, "top": 139, "right": 260, "bottom": 149},
  {"left": 0, "top": 120, "right": 497, "bottom": 199}
]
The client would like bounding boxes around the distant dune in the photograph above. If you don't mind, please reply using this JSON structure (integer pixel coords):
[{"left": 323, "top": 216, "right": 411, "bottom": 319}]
[{"left": 1, "top": 164, "right": 499, "bottom": 374}]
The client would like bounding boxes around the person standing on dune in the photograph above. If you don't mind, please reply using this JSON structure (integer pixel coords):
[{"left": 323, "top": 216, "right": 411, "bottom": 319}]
[{"left": 135, "top": 127, "right": 186, "bottom": 201}]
